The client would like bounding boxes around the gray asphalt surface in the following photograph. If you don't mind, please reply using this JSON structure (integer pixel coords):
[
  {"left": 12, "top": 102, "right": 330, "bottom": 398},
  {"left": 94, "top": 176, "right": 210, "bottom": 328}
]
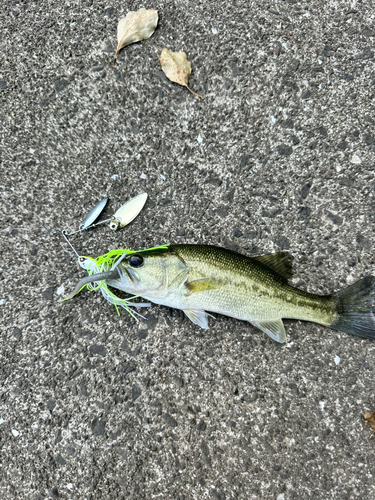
[{"left": 1, "top": 0, "right": 375, "bottom": 499}]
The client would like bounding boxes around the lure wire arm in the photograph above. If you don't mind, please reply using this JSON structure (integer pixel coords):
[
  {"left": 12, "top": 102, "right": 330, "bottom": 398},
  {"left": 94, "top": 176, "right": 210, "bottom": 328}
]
[
  {"left": 63, "top": 217, "right": 121, "bottom": 236},
  {"left": 61, "top": 230, "right": 80, "bottom": 258}
]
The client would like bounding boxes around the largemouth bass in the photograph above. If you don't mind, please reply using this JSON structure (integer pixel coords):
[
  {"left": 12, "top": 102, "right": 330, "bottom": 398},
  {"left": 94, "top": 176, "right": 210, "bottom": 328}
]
[{"left": 68, "top": 244, "right": 375, "bottom": 343}]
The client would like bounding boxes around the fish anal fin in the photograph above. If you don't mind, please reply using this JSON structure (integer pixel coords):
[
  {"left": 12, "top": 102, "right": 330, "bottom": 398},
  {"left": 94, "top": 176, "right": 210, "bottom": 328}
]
[
  {"left": 251, "top": 319, "right": 286, "bottom": 343},
  {"left": 184, "top": 309, "right": 211, "bottom": 329},
  {"left": 185, "top": 278, "right": 224, "bottom": 295},
  {"left": 253, "top": 252, "right": 293, "bottom": 281}
]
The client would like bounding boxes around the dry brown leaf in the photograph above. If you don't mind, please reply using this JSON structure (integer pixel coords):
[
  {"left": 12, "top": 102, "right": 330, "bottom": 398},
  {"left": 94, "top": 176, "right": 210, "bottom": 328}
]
[
  {"left": 159, "top": 47, "right": 202, "bottom": 99},
  {"left": 364, "top": 410, "right": 375, "bottom": 431},
  {"left": 113, "top": 8, "right": 158, "bottom": 65}
]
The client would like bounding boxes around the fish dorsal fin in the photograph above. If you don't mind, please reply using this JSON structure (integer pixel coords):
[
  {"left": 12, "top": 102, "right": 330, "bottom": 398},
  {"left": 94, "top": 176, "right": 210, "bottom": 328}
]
[
  {"left": 252, "top": 252, "right": 293, "bottom": 281},
  {"left": 184, "top": 309, "right": 212, "bottom": 329},
  {"left": 185, "top": 278, "right": 224, "bottom": 295},
  {"left": 251, "top": 319, "right": 286, "bottom": 343}
]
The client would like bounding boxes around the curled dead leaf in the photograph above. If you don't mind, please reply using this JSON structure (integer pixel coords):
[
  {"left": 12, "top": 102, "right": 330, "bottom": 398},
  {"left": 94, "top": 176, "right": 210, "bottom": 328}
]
[
  {"left": 364, "top": 410, "right": 375, "bottom": 431},
  {"left": 159, "top": 47, "right": 202, "bottom": 99},
  {"left": 113, "top": 8, "right": 158, "bottom": 65}
]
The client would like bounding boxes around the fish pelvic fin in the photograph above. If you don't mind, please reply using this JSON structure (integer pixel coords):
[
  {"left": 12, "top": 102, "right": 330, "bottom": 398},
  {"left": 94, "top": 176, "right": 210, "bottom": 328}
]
[
  {"left": 251, "top": 319, "right": 286, "bottom": 343},
  {"left": 184, "top": 309, "right": 214, "bottom": 329},
  {"left": 330, "top": 276, "right": 375, "bottom": 340},
  {"left": 252, "top": 252, "right": 294, "bottom": 281}
]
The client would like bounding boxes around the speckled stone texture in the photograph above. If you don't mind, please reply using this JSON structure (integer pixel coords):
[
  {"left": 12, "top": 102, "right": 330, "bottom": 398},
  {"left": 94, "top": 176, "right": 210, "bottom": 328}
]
[{"left": 1, "top": 0, "right": 375, "bottom": 499}]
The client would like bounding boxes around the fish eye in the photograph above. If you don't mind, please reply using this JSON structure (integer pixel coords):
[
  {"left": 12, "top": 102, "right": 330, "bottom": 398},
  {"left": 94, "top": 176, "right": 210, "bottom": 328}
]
[
  {"left": 79, "top": 257, "right": 86, "bottom": 263},
  {"left": 128, "top": 254, "right": 144, "bottom": 268}
]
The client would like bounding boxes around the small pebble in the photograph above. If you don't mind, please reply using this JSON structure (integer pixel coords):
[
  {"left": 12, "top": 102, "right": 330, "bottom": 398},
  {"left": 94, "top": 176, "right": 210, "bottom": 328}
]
[{"left": 351, "top": 154, "right": 361, "bottom": 164}]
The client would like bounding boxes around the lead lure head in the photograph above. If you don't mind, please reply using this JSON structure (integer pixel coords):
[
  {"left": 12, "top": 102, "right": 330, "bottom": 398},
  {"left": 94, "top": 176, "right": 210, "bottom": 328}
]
[{"left": 77, "top": 256, "right": 95, "bottom": 271}]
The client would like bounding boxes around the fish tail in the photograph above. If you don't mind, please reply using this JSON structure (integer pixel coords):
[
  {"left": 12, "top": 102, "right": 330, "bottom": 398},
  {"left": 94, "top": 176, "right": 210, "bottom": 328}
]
[{"left": 330, "top": 276, "right": 375, "bottom": 340}]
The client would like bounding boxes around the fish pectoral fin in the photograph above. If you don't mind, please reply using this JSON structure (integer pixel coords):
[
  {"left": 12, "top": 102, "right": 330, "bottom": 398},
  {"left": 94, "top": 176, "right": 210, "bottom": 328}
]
[
  {"left": 185, "top": 278, "right": 224, "bottom": 295},
  {"left": 251, "top": 319, "right": 286, "bottom": 343},
  {"left": 184, "top": 309, "right": 211, "bottom": 329},
  {"left": 252, "top": 253, "right": 293, "bottom": 281}
]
